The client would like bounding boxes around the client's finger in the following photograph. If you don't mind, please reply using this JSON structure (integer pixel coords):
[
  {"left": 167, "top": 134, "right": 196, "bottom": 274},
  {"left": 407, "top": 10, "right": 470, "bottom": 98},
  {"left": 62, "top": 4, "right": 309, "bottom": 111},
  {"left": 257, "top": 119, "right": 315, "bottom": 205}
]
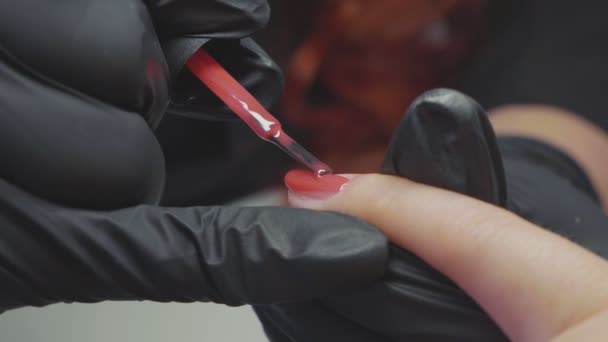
[{"left": 287, "top": 172, "right": 608, "bottom": 342}]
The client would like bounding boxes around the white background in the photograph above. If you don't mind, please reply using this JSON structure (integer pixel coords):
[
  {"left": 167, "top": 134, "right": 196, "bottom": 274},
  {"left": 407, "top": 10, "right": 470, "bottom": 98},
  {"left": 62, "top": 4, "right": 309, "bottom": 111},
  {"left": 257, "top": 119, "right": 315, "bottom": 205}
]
[{"left": 0, "top": 303, "right": 267, "bottom": 342}]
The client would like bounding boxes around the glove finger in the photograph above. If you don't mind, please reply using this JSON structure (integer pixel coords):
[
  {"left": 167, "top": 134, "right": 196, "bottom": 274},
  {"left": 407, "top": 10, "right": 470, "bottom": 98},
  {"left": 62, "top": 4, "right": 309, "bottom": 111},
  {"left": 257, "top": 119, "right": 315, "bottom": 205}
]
[
  {"left": 381, "top": 88, "right": 507, "bottom": 206},
  {"left": 147, "top": 0, "right": 270, "bottom": 38},
  {"left": 0, "top": 0, "right": 169, "bottom": 127},
  {"left": 164, "top": 38, "right": 283, "bottom": 121},
  {"left": 0, "top": 179, "right": 387, "bottom": 311},
  {"left": 183, "top": 206, "right": 388, "bottom": 305},
  {"left": 0, "top": 54, "right": 165, "bottom": 210},
  {"left": 51, "top": 202, "right": 388, "bottom": 307}
]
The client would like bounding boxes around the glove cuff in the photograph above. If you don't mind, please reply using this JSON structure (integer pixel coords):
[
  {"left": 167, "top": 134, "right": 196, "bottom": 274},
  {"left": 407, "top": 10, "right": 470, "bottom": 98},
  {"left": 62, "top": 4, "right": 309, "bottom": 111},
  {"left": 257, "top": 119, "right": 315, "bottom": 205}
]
[{"left": 497, "top": 136, "right": 600, "bottom": 204}]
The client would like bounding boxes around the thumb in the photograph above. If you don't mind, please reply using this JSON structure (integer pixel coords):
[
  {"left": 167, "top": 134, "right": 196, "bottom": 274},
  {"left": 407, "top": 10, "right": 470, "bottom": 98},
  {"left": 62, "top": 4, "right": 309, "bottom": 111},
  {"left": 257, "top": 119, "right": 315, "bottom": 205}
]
[{"left": 286, "top": 171, "right": 608, "bottom": 341}]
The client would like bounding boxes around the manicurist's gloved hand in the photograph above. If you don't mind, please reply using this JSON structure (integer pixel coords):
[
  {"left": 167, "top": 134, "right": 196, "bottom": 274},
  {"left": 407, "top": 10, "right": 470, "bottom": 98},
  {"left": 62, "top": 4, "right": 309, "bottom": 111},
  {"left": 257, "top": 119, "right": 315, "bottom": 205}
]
[
  {"left": 255, "top": 89, "right": 608, "bottom": 341},
  {"left": 0, "top": 0, "right": 282, "bottom": 209},
  {"left": 0, "top": 1, "right": 388, "bottom": 313},
  {"left": 0, "top": 177, "right": 387, "bottom": 313}
]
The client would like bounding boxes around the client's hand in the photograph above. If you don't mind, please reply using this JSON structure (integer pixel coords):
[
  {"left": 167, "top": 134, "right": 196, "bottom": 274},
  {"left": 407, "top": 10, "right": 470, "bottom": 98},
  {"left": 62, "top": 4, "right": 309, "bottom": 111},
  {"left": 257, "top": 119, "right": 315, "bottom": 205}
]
[
  {"left": 255, "top": 89, "right": 608, "bottom": 341},
  {"left": 289, "top": 174, "right": 608, "bottom": 341}
]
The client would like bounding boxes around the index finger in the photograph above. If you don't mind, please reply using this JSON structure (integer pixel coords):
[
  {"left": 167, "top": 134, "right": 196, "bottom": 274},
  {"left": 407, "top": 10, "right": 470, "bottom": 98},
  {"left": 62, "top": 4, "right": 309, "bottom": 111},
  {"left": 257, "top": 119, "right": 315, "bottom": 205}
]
[{"left": 289, "top": 173, "right": 608, "bottom": 341}]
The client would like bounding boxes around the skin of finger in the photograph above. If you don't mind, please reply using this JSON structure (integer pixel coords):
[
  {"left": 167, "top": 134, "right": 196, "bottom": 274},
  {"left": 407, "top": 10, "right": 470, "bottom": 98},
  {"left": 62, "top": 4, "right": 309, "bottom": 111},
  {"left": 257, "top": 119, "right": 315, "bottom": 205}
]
[
  {"left": 551, "top": 308, "right": 608, "bottom": 342},
  {"left": 289, "top": 174, "right": 608, "bottom": 341}
]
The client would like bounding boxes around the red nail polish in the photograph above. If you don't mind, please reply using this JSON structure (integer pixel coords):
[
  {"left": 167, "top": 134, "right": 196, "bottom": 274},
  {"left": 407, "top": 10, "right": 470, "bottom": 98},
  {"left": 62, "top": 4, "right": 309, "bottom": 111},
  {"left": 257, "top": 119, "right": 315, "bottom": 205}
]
[{"left": 284, "top": 170, "right": 349, "bottom": 199}]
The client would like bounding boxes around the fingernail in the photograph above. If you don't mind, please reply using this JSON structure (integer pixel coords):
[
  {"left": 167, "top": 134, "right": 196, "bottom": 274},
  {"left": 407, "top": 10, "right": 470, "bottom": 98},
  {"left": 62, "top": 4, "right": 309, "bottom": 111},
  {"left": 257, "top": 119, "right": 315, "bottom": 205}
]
[{"left": 284, "top": 169, "right": 349, "bottom": 200}]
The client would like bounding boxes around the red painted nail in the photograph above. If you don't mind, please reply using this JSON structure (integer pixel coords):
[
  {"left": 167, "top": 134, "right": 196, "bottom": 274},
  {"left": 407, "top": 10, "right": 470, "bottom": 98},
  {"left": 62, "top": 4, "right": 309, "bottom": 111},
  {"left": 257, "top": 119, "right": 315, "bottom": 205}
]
[{"left": 284, "top": 169, "right": 349, "bottom": 199}]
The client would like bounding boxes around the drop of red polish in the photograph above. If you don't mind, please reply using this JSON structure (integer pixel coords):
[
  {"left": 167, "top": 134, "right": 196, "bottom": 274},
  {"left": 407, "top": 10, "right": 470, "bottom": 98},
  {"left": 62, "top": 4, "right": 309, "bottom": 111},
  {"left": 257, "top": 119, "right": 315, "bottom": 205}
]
[{"left": 284, "top": 170, "right": 349, "bottom": 194}]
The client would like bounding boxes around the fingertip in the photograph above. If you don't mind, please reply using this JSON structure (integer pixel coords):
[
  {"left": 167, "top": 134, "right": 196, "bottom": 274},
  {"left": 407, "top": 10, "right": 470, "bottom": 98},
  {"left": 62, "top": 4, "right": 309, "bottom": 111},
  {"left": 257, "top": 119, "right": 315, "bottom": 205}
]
[{"left": 284, "top": 169, "right": 350, "bottom": 201}]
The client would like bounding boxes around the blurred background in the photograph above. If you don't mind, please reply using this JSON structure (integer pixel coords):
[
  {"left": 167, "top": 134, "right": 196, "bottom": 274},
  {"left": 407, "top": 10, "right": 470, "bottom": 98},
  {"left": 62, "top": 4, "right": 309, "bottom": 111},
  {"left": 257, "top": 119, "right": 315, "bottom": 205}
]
[
  {"left": 156, "top": 0, "right": 512, "bottom": 207},
  {"left": 4, "top": 0, "right": 608, "bottom": 340}
]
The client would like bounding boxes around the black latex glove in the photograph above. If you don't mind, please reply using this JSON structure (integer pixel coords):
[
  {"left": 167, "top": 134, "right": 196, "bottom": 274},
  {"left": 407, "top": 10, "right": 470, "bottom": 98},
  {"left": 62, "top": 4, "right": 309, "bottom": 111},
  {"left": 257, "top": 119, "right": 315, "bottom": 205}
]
[
  {"left": 0, "top": 1, "right": 389, "bottom": 313},
  {"left": 254, "top": 89, "right": 608, "bottom": 341},
  {"left": 0, "top": 177, "right": 386, "bottom": 313},
  {"left": 0, "top": 0, "right": 282, "bottom": 209},
  {"left": 156, "top": 1, "right": 284, "bottom": 122}
]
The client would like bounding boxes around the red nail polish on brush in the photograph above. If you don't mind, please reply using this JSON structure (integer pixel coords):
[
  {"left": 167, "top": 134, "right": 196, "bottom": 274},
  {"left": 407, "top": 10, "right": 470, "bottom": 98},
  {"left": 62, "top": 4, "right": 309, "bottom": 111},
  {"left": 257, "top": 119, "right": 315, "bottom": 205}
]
[
  {"left": 185, "top": 48, "right": 345, "bottom": 199},
  {"left": 186, "top": 49, "right": 333, "bottom": 177},
  {"left": 285, "top": 170, "right": 349, "bottom": 199}
]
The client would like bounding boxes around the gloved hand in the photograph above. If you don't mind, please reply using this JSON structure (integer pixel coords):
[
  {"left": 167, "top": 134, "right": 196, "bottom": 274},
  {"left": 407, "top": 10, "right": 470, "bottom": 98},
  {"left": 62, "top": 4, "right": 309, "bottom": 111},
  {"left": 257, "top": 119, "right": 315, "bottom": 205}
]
[
  {"left": 0, "top": 177, "right": 386, "bottom": 313},
  {"left": 0, "top": 0, "right": 281, "bottom": 209},
  {"left": 0, "top": 1, "right": 389, "bottom": 313},
  {"left": 254, "top": 89, "right": 608, "bottom": 341}
]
